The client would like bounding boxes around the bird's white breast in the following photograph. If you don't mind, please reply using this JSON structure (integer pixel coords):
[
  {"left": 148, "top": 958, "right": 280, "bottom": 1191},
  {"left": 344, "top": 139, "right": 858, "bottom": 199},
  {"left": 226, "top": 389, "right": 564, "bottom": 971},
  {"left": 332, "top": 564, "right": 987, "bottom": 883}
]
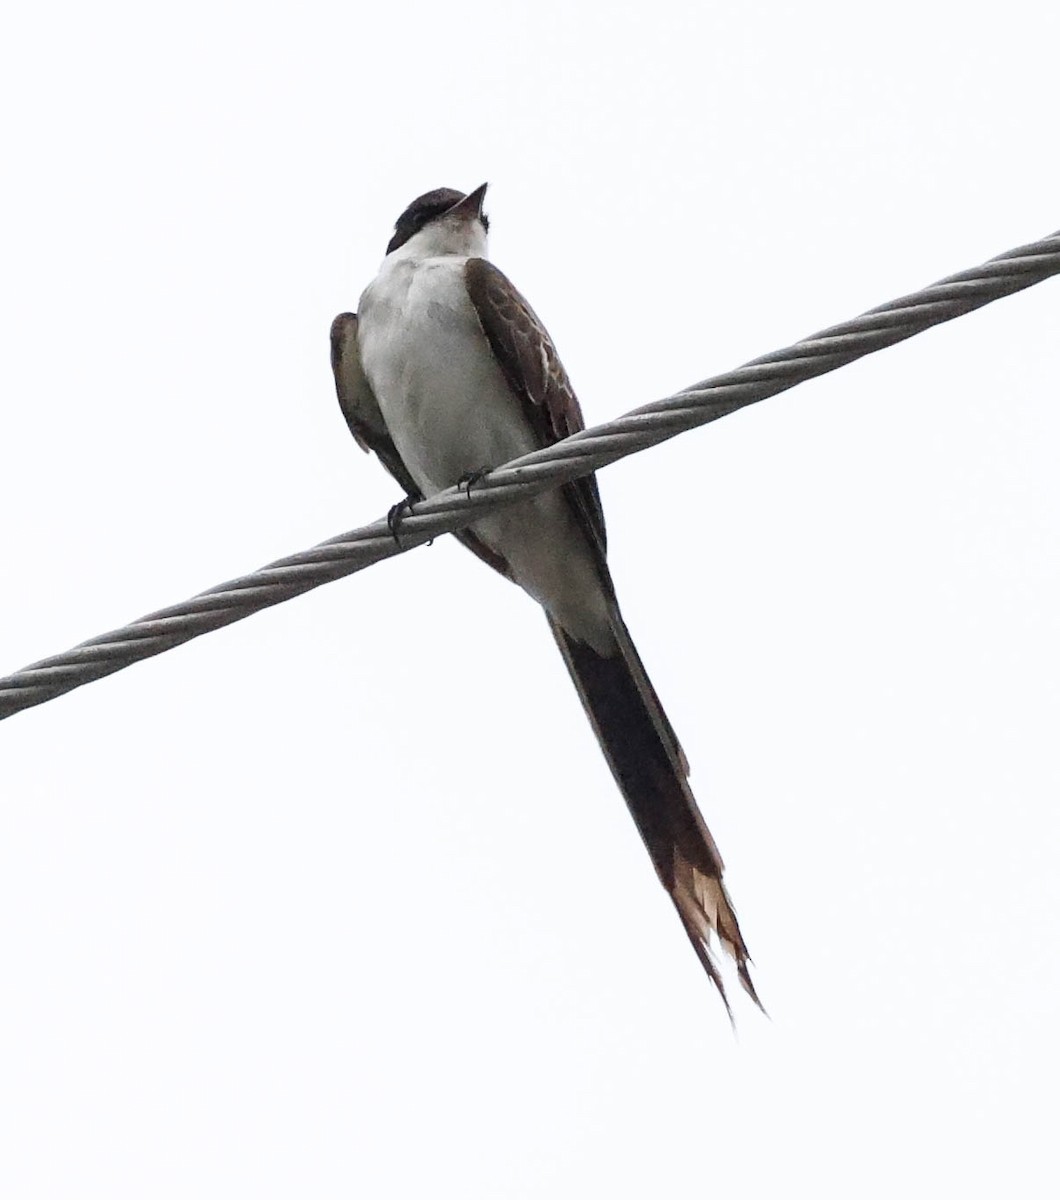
[
  {"left": 357, "top": 253, "right": 538, "bottom": 493},
  {"left": 356, "top": 248, "right": 614, "bottom": 651}
]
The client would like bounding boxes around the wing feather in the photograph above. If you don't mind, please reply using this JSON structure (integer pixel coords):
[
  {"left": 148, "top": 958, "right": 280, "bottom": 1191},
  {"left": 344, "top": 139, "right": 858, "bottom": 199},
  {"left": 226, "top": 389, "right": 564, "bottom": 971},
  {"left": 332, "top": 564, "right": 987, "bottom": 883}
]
[
  {"left": 463, "top": 258, "right": 607, "bottom": 558},
  {"left": 331, "top": 312, "right": 422, "bottom": 497}
]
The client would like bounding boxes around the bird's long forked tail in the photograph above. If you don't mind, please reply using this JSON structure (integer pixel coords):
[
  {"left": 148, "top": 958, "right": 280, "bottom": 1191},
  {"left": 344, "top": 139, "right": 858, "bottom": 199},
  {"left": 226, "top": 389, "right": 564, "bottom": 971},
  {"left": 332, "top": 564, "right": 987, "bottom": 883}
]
[{"left": 548, "top": 611, "right": 763, "bottom": 1018}]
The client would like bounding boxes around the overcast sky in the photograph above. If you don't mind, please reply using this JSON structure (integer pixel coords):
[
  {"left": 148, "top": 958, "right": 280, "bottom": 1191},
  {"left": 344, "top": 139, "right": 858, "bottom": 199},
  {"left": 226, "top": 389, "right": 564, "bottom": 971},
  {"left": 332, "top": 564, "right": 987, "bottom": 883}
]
[{"left": 2, "top": 2, "right": 1058, "bottom": 1197}]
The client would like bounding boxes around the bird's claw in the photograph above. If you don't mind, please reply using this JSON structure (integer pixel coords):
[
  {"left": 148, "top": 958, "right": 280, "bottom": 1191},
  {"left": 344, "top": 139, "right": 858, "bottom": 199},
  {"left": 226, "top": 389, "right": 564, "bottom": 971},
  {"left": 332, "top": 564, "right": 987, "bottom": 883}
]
[
  {"left": 457, "top": 467, "right": 492, "bottom": 497},
  {"left": 387, "top": 497, "right": 416, "bottom": 545}
]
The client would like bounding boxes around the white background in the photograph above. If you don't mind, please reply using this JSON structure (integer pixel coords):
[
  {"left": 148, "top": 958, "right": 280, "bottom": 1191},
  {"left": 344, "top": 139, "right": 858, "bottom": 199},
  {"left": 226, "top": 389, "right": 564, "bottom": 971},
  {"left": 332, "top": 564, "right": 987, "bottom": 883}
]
[{"left": 2, "top": 3, "right": 1058, "bottom": 1196}]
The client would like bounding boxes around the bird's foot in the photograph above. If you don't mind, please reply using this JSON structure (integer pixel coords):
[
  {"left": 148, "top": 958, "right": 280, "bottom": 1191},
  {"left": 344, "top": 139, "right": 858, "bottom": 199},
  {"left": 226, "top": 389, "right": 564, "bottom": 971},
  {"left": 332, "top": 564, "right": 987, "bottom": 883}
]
[
  {"left": 386, "top": 496, "right": 417, "bottom": 545},
  {"left": 457, "top": 467, "right": 492, "bottom": 497}
]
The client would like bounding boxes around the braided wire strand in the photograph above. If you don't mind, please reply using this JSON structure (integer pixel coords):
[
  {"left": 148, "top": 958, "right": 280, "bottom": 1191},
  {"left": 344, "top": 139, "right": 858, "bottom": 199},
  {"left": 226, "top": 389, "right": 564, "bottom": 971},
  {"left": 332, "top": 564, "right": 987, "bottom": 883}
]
[{"left": 2, "top": 230, "right": 1057, "bottom": 721}]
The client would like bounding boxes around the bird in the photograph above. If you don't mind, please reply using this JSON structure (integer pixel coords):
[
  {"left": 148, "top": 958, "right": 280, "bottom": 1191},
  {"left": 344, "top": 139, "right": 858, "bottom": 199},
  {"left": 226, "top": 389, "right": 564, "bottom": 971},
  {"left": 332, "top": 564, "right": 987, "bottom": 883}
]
[{"left": 331, "top": 184, "right": 760, "bottom": 1014}]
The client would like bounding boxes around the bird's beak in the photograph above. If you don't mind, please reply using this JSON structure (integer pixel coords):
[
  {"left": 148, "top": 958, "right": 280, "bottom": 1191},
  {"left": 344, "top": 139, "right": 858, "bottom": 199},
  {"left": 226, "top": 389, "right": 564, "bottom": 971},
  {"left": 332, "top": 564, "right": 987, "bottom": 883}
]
[{"left": 445, "top": 182, "right": 489, "bottom": 221}]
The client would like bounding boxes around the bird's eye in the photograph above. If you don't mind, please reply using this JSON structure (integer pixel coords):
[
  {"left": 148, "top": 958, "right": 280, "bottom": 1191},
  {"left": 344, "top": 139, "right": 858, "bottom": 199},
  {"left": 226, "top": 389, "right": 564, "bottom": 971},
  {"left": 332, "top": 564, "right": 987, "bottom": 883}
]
[{"left": 481, "top": 213, "right": 490, "bottom": 233}]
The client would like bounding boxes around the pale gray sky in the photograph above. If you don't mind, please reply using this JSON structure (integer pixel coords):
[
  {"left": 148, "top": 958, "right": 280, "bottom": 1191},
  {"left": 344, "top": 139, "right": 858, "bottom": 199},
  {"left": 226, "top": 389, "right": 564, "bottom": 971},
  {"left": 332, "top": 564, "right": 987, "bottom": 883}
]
[{"left": 2, "top": 2, "right": 1058, "bottom": 1196}]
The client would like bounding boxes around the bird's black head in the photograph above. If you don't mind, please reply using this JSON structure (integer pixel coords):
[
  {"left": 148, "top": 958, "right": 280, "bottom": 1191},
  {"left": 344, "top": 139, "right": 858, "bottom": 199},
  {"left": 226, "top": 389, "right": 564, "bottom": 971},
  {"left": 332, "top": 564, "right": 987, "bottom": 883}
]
[{"left": 386, "top": 185, "right": 490, "bottom": 254}]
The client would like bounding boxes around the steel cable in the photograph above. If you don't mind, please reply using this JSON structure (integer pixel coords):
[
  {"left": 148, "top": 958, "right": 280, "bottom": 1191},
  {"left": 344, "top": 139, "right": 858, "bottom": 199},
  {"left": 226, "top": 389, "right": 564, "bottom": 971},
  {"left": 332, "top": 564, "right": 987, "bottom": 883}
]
[{"left": 1, "top": 229, "right": 1057, "bottom": 721}]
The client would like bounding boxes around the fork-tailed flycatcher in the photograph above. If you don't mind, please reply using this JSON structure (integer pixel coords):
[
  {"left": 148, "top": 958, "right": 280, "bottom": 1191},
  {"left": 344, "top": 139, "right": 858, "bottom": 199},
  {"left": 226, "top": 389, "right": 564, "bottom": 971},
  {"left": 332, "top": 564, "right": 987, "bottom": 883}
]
[{"left": 331, "top": 184, "right": 759, "bottom": 1013}]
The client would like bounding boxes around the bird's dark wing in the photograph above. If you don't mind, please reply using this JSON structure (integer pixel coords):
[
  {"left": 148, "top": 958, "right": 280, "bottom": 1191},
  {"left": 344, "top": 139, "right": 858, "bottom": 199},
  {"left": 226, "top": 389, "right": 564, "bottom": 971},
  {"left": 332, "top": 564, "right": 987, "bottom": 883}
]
[
  {"left": 463, "top": 258, "right": 607, "bottom": 559},
  {"left": 331, "top": 312, "right": 422, "bottom": 498},
  {"left": 330, "top": 311, "right": 511, "bottom": 578}
]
